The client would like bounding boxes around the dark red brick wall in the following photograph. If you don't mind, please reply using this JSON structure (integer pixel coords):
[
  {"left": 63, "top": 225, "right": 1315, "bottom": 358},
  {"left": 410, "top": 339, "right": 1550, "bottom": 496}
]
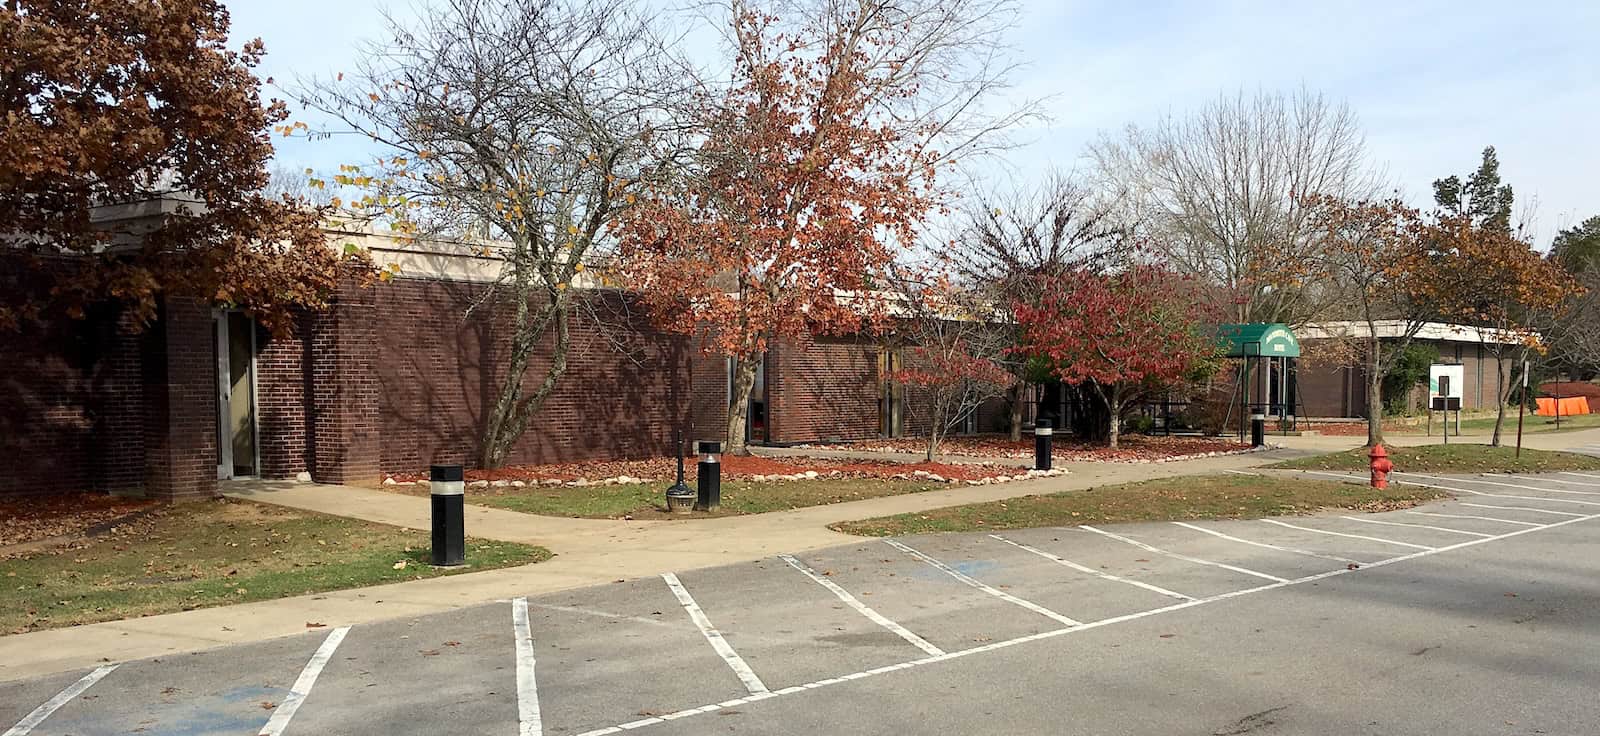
[
  {"left": 689, "top": 348, "right": 730, "bottom": 446},
  {"left": 766, "top": 335, "right": 881, "bottom": 444},
  {"left": 140, "top": 297, "right": 218, "bottom": 499},
  {"left": 309, "top": 277, "right": 382, "bottom": 483},
  {"left": 0, "top": 296, "right": 223, "bottom": 499},
  {"left": 0, "top": 311, "right": 100, "bottom": 497},
  {"left": 256, "top": 314, "right": 312, "bottom": 479},
  {"left": 368, "top": 278, "right": 695, "bottom": 474}
]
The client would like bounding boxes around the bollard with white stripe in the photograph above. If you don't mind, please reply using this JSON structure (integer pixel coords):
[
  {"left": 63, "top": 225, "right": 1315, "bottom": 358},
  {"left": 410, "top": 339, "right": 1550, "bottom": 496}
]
[
  {"left": 1034, "top": 419, "right": 1053, "bottom": 471},
  {"left": 1250, "top": 413, "right": 1266, "bottom": 448},
  {"left": 695, "top": 441, "right": 722, "bottom": 512},
  {"left": 430, "top": 464, "right": 466, "bottom": 566}
]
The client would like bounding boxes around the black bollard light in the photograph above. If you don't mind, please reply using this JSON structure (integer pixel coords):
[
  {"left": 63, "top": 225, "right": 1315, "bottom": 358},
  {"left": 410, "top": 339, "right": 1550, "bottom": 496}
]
[
  {"left": 1250, "top": 412, "right": 1266, "bottom": 448},
  {"left": 665, "top": 430, "right": 695, "bottom": 513},
  {"left": 1034, "top": 419, "right": 1053, "bottom": 471},
  {"left": 430, "top": 464, "right": 466, "bottom": 566},
  {"left": 695, "top": 441, "right": 722, "bottom": 511}
]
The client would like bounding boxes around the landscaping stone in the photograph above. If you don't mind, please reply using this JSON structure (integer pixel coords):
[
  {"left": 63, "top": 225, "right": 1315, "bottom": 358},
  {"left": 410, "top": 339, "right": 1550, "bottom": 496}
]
[
  {"left": 382, "top": 477, "right": 397, "bottom": 486},
  {"left": 295, "top": 472, "right": 312, "bottom": 483}
]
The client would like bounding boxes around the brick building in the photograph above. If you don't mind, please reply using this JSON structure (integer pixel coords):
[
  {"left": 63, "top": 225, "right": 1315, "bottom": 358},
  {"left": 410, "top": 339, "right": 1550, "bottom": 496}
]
[
  {"left": 1293, "top": 321, "right": 1521, "bottom": 418},
  {"left": 0, "top": 213, "right": 992, "bottom": 499}
]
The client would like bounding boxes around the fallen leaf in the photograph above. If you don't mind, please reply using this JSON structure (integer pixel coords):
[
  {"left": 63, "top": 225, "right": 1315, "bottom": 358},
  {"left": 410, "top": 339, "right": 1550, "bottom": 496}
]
[
  {"left": 260, "top": 701, "right": 276, "bottom": 710},
  {"left": 393, "top": 561, "right": 408, "bottom": 570},
  {"left": 1159, "top": 634, "right": 1177, "bottom": 639},
  {"left": 306, "top": 622, "right": 327, "bottom": 628}
]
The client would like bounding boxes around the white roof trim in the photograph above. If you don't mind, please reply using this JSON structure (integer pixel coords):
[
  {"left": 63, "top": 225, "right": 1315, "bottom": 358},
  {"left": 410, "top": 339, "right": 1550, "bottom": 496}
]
[{"left": 1300, "top": 320, "right": 1527, "bottom": 345}]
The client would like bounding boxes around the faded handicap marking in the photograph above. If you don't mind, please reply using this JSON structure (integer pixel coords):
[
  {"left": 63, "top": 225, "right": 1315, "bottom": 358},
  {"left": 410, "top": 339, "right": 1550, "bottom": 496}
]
[
  {"left": 910, "top": 558, "right": 1001, "bottom": 582},
  {"left": 40, "top": 684, "right": 286, "bottom": 736}
]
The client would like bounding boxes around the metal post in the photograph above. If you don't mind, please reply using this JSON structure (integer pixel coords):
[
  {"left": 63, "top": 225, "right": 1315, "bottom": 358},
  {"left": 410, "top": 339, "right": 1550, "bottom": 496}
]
[
  {"left": 695, "top": 441, "right": 722, "bottom": 511},
  {"left": 1034, "top": 419, "right": 1053, "bottom": 471},
  {"left": 1515, "top": 359, "right": 1528, "bottom": 457},
  {"left": 1250, "top": 412, "right": 1265, "bottom": 448},
  {"left": 429, "top": 464, "right": 465, "bottom": 566},
  {"left": 665, "top": 429, "right": 694, "bottom": 513}
]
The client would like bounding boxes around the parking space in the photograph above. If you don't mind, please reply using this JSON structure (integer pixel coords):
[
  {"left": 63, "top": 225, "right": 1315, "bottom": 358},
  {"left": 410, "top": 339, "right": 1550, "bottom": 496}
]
[
  {"left": 10, "top": 632, "right": 326, "bottom": 736},
  {"left": 790, "top": 541, "right": 1066, "bottom": 653},
  {"left": 7, "top": 472, "right": 1600, "bottom": 736},
  {"left": 670, "top": 558, "right": 934, "bottom": 688}
]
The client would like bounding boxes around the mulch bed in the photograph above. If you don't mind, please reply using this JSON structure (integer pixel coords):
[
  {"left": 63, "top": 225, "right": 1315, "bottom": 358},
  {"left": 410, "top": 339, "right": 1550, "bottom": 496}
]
[
  {"left": 798, "top": 434, "right": 1253, "bottom": 463},
  {"left": 386, "top": 454, "right": 1017, "bottom": 485},
  {"left": 0, "top": 493, "right": 159, "bottom": 553}
]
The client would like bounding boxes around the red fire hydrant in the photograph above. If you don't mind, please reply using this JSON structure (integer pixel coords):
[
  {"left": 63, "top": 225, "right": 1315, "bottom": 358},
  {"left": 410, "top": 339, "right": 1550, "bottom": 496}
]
[{"left": 1369, "top": 444, "right": 1394, "bottom": 489}]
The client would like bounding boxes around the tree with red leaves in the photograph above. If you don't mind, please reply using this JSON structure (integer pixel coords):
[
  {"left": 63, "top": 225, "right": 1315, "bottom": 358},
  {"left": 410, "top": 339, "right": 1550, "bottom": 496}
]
[
  {"left": 1013, "top": 266, "right": 1219, "bottom": 449},
  {"left": 616, "top": 0, "right": 1031, "bottom": 454}
]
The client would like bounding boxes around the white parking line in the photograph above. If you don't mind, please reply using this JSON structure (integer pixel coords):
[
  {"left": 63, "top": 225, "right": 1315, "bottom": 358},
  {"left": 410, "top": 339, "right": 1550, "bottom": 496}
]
[
  {"left": 1078, "top": 525, "right": 1291, "bottom": 583},
  {"left": 3, "top": 665, "right": 118, "bottom": 736},
  {"left": 661, "top": 573, "right": 769, "bottom": 695},
  {"left": 779, "top": 554, "right": 945, "bottom": 656},
  {"left": 1305, "top": 470, "right": 1600, "bottom": 510},
  {"left": 512, "top": 598, "right": 543, "bottom": 736},
  {"left": 1404, "top": 510, "right": 1543, "bottom": 527},
  {"left": 1259, "top": 519, "right": 1435, "bottom": 550},
  {"left": 1170, "top": 521, "right": 1366, "bottom": 565},
  {"left": 883, "top": 539, "right": 1083, "bottom": 626},
  {"left": 1338, "top": 515, "right": 1493, "bottom": 538},
  {"left": 989, "top": 534, "right": 1196, "bottom": 601},
  {"left": 1561, "top": 472, "right": 1600, "bottom": 480},
  {"left": 1512, "top": 474, "right": 1600, "bottom": 488},
  {"left": 1459, "top": 502, "right": 1587, "bottom": 518},
  {"left": 572, "top": 509, "right": 1600, "bottom": 736},
  {"left": 1401, "top": 472, "right": 1600, "bottom": 498},
  {"left": 258, "top": 626, "right": 350, "bottom": 736}
]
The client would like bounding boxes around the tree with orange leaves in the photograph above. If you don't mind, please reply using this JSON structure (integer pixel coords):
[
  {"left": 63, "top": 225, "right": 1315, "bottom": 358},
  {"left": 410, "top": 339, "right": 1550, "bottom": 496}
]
[
  {"left": 1418, "top": 213, "right": 1576, "bottom": 446},
  {"left": 617, "top": 0, "right": 1031, "bottom": 454},
  {"left": 1303, "top": 194, "right": 1432, "bottom": 446},
  {"left": 0, "top": 0, "right": 355, "bottom": 334}
]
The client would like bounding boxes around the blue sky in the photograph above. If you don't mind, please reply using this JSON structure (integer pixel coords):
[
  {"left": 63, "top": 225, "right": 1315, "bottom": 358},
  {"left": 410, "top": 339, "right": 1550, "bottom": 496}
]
[{"left": 231, "top": 0, "right": 1599, "bottom": 246}]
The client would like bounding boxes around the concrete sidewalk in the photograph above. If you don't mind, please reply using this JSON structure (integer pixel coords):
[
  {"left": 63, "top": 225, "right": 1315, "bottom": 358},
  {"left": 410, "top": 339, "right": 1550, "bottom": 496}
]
[{"left": 0, "top": 448, "right": 1292, "bottom": 682}]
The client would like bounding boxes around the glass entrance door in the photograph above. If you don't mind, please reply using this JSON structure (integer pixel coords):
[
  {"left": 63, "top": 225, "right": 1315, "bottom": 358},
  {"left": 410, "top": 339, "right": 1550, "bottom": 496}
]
[{"left": 214, "top": 311, "right": 259, "bottom": 479}]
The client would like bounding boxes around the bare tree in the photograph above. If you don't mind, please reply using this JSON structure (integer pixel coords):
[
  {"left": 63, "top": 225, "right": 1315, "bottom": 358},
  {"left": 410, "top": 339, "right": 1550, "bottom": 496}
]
[
  {"left": 942, "top": 171, "right": 1133, "bottom": 439},
  {"left": 296, "top": 0, "right": 692, "bottom": 467},
  {"left": 1091, "top": 88, "right": 1383, "bottom": 326},
  {"left": 265, "top": 163, "right": 335, "bottom": 207}
]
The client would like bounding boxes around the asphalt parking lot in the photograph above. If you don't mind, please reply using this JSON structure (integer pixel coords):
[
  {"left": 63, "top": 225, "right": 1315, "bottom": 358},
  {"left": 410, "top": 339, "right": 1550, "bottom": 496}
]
[{"left": 6, "top": 470, "right": 1600, "bottom": 736}]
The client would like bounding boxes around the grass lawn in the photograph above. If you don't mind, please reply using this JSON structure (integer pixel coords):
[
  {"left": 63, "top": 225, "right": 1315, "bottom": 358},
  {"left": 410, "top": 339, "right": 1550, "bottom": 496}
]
[
  {"left": 396, "top": 478, "right": 950, "bottom": 519},
  {"left": 1268, "top": 444, "right": 1600, "bottom": 474},
  {"left": 1389, "top": 412, "right": 1600, "bottom": 435},
  {"left": 0, "top": 499, "right": 549, "bottom": 635},
  {"left": 830, "top": 474, "right": 1443, "bottom": 537}
]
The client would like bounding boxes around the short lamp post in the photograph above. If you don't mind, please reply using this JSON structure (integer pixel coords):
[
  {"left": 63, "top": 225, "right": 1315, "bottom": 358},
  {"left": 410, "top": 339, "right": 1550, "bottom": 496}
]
[
  {"left": 695, "top": 441, "right": 722, "bottom": 512},
  {"left": 665, "top": 430, "right": 695, "bottom": 513},
  {"left": 1034, "top": 419, "right": 1053, "bottom": 471},
  {"left": 429, "top": 464, "right": 466, "bottom": 566}
]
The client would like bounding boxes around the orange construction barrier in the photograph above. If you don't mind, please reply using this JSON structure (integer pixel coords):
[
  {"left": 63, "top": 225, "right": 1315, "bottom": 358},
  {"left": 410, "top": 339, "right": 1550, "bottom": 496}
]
[{"left": 1535, "top": 396, "right": 1591, "bottom": 417}]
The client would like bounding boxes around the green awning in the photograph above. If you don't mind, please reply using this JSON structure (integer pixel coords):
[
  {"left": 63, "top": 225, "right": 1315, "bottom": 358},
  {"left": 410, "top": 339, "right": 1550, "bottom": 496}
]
[{"left": 1217, "top": 323, "right": 1300, "bottom": 358}]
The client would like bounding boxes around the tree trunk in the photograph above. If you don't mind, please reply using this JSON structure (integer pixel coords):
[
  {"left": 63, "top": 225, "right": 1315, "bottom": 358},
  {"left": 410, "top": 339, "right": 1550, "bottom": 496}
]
[
  {"left": 1007, "top": 383, "right": 1024, "bottom": 442},
  {"left": 1491, "top": 354, "right": 1508, "bottom": 446},
  {"left": 1106, "top": 384, "right": 1122, "bottom": 450},
  {"left": 482, "top": 298, "right": 569, "bottom": 468},
  {"left": 725, "top": 355, "right": 759, "bottom": 456},
  {"left": 1365, "top": 336, "right": 1384, "bottom": 447},
  {"left": 925, "top": 425, "right": 939, "bottom": 462}
]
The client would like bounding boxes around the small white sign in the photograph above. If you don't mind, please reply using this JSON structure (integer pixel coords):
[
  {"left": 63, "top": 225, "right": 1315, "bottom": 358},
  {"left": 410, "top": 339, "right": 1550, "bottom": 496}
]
[{"left": 1429, "top": 363, "right": 1464, "bottom": 399}]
